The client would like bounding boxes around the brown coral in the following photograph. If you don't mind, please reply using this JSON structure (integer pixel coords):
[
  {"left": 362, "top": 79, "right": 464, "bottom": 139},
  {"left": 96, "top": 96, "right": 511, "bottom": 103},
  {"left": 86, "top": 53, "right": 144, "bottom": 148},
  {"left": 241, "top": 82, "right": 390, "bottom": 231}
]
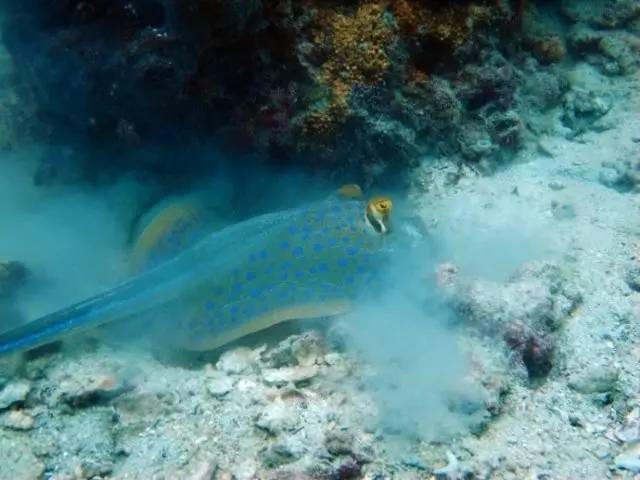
[
  {"left": 392, "top": 0, "right": 475, "bottom": 47},
  {"left": 303, "top": 2, "right": 396, "bottom": 136},
  {"left": 531, "top": 36, "right": 566, "bottom": 64}
]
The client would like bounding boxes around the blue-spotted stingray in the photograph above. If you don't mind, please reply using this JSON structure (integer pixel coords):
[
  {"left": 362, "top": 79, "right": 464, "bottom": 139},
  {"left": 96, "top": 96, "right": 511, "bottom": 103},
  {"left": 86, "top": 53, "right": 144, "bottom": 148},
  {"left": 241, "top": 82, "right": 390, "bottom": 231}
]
[{"left": 0, "top": 186, "right": 395, "bottom": 356}]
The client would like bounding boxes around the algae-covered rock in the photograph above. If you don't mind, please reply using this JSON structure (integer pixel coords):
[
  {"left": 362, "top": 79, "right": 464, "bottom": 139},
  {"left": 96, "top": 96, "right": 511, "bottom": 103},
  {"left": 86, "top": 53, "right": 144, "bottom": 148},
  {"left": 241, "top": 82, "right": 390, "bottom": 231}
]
[
  {"left": 0, "top": 433, "right": 44, "bottom": 480},
  {"left": 561, "top": 88, "right": 612, "bottom": 136},
  {"left": 0, "top": 380, "right": 30, "bottom": 410},
  {"left": 568, "top": 365, "right": 619, "bottom": 394}
]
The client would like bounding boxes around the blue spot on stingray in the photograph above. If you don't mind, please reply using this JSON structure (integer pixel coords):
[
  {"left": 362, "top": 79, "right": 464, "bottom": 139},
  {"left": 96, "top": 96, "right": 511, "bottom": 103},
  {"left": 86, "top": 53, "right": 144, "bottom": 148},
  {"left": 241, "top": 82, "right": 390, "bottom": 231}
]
[
  {"left": 280, "top": 261, "right": 292, "bottom": 271},
  {"left": 280, "top": 272, "right": 289, "bottom": 281},
  {"left": 230, "top": 306, "right": 239, "bottom": 315},
  {"left": 250, "top": 288, "right": 263, "bottom": 298},
  {"left": 232, "top": 283, "right": 243, "bottom": 293},
  {"left": 356, "top": 265, "right": 367, "bottom": 275},
  {"left": 302, "top": 224, "right": 312, "bottom": 233},
  {"left": 338, "top": 258, "right": 349, "bottom": 268},
  {"left": 326, "top": 238, "right": 337, "bottom": 247},
  {"left": 245, "top": 271, "right": 256, "bottom": 281},
  {"left": 317, "top": 262, "right": 329, "bottom": 272},
  {"left": 205, "top": 301, "right": 215, "bottom": 311},
  {"left": 295, "top": 271, "right": 304, "bottom": 279},
  {"left": 342, "top": 236, "right": 351, "bottom": 243},
  {"left": 280, "top": 240, "right": 290, "bottom": 249},
  {"left": 346, "top": 246, "right": 359, "bottom": 256},
  {"left": 260, "top": 250, "right": 268, "bottom": 260},
  {"left": 313, "top": 243, "right": 323, "bottom": 253},
  {"left": 308, "top": 266, "right": 317, "bottom": 274},
  {"left": 288, "top": 225, "right": 299, "bottom": 234},
  {"left": 301, "top": 234, "right": 310, "bottom": 241},
  {"left": 345, "top": 276, "right": 355, "bottom": 285},
  {"left": 292, "top": 246, "right": 304, "bottom": 257}
]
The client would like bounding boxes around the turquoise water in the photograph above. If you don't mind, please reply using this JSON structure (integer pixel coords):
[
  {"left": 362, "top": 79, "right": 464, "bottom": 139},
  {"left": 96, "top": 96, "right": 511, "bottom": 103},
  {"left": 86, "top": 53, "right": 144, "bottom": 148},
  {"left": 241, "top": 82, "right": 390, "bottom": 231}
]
[{"left": 0, "top": 1, "right": 638, "bottom": 478}]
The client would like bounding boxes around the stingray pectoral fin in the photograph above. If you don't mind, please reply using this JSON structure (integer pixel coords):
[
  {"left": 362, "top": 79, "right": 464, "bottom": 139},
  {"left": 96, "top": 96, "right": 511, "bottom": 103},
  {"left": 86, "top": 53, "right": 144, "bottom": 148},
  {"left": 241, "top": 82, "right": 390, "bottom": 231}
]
[
  {"left": 181, "top": 300, "right": 352, "bottom": 351},
  {"left": 336, "top": 184, "right": 363, "bottom": 199},
  {"left": 131, "top": 199, "right": 206, "bottom": 272}
]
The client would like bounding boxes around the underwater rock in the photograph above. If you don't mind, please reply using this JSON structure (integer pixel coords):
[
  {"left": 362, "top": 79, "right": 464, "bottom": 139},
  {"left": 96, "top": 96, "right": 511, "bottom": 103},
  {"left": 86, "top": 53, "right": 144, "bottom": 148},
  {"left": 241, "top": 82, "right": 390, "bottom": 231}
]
[
  {"left": 261, "top": 366, "right": 319, "bottom": 387},
  {"left": 568, "top": 365, "right": 619, "bottom": 394},
  {"left": 615, "top": 443, "right": 640, "bottom": 474},
  {"left": 57, "top": 373, "right": 127, "bottom": 407},
  {"left": 615, "top": 407, "right": 640, "bottom": 444},
  {"left": 206, "top": 372, "right": 234, "bottom": 398},
  {"left": 452, "top": 262, "right": 580, "bottom": 380},
  {"left": 456, "top": 52, "right": 518, "bottom": 111},
  {"left": 1, "top": 409, "right": 35, "bottom": 430},
  {"left": 486, "top": 110, "right": 522, "bottom": 148},
  {"left": 261, "top": 331, "right": 326, "bottom": 368},
  {"left": 255, "top": 398, "right": 301, "bottom": 436},
  {"left": 0, "top": 380, "right": 30, "bottom": 410},
  {"left": 522, "top": 69, "right": 569, "bottom": 113},
  {"left": 561, "top": 88, "right": 612, "bottom": 136},
  {"left": 433, "top": 451, "right": 472, "bottom": 480},
  {"left": 183, "top": 460, "right": 218, "bottom": 480},
  {"left": 0, "top": 434, "right": 44, "bottom": 480},
  {"left": 324, "top": 430, "right": 355, "bottom": 457},
  {"left": 259, "top": 441, "right": 303, "bottom": 469},
  {"left": 32, "top": 408, "right": 116, "bottom": 477},
  {"left": 562, "top": 0, "right": 640, "bottom": 30},
  {"left": 333, "top": 459, "right": 361, "bottom": 479},
  {"left": 551, "top": 200, "right": 577, "bottom": 220},
  {"left": 600, "top": 157, "right": 640, "bottom": 193},
  {"left": 626, "top": 266, "right": 640, "bottom": 291},
  {"left": 567, "top": 27, "right": 638, "bottom": 75},
  {"left": 530, "top": 36, "right": 567, "bottom": 65},
  {"left": 216, "top": 347, "right": 260, "bottom": 375}
]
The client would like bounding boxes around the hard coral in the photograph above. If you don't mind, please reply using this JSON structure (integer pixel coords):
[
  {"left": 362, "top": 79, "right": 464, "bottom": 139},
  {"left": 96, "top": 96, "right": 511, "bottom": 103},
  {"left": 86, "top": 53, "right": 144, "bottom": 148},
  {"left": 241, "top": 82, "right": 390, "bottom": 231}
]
[
  {"left": 303, "top": 2, "right": 395, "bottom": 136},
  {"left": 531, "top": 35, "right": 567, "bottom": 64},
  {"left": 393, "top": 0, "right": 478, "bottom": 48}
]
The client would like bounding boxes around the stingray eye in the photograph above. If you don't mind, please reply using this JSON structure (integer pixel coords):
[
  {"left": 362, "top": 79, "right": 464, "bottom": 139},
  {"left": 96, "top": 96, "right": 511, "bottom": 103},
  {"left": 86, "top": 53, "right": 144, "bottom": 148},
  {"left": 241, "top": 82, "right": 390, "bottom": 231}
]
[
  {"left": 375, "top": 199, "right": 392, "bottom": 214},
  {"left": 365, "top": 196, "right": 393, "bottom": 234}
]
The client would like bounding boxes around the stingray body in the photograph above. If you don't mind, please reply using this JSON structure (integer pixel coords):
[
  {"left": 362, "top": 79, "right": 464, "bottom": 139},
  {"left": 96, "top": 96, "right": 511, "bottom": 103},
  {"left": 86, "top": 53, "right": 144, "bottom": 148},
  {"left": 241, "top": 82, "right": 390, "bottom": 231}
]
[{"left": 0, "top": 191, "right": 393, "bottom": 356}]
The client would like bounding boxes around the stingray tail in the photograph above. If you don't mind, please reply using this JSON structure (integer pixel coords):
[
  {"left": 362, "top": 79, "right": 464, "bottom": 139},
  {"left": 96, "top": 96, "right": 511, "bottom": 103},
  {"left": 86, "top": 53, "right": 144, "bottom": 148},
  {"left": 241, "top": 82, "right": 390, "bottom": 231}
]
[{"left": 0, "top": 261, "right": 190, "bottom": 357}]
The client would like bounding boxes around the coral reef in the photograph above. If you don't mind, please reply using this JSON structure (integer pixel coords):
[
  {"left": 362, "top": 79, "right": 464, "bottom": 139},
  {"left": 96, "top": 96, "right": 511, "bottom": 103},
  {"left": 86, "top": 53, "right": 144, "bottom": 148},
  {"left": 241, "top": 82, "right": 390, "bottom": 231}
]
[
  {"left": 0, "top": 0, "right": 596, "bottom": 182},
  {"left": 302, "top": 2, "right": 395, "bottom": 137},
  {"left": 2, "top": 0, "right": 636, "bottom": 184}
]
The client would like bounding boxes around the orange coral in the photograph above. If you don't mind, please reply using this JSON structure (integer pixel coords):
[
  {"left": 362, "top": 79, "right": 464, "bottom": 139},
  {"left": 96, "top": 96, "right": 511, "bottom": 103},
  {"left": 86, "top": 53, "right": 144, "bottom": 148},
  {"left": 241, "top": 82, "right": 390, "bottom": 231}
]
[
  {"left": 392, "top": 0, "right": 475, "bottom": 47},
  {"left": 303, "top": 2, "right": 396, "bottom": 136},
  {"left": 407, "top": 66, "right": 429, "bottom": 85}
]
